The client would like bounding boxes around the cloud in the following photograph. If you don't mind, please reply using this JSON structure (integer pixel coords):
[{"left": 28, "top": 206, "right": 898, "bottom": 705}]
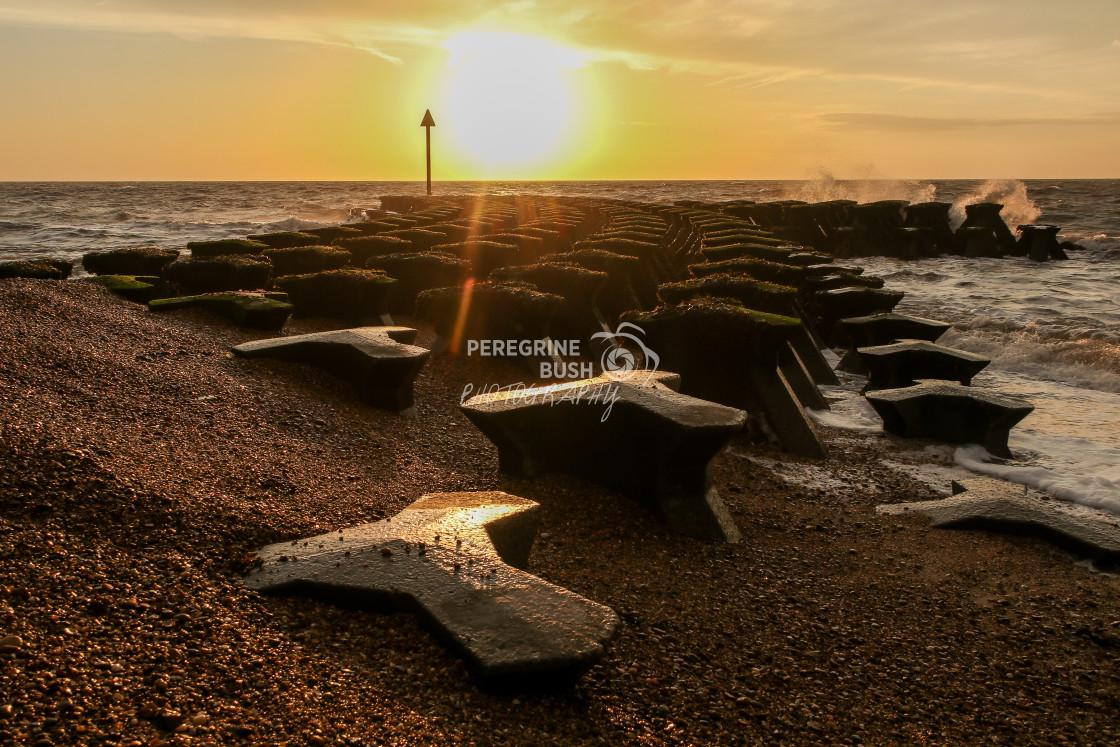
[
  {"left": 0, "top": 0, "right": 1118, "bottom": 108},
  {"left": 0, "top": 1, "right": 435, "bottom": 63},
  {"left": 818, "top": 111, "right": 1120, "bottom": 132}
]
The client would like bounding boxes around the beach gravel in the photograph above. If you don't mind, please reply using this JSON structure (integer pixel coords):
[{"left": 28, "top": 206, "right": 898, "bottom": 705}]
[{"left": 1, "top": 279, "right": 1118, "bottom": 745}]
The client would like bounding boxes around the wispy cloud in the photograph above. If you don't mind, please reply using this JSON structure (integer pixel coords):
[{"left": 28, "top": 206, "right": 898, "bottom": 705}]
[
  {"left": 819, "top": 111, "right": 1120, "bottom": 132},
  {"left": 0, "top": 1, "right": 435, "bottom": 63},
  {"left": 1, "top": 0, "right": 1118, "bottom": 108}
]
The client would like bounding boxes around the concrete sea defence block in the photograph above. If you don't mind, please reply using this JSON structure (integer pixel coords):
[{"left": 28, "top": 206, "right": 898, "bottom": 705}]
[
  {"left": 263, "top": 246, "right": 352, "bottom": 277},
  {"left": 865, "top": 381, "right": 1033, "bottom": 458},
  {"left": 434, "top": 241, "right": 524, "bottom": 280},
  {"left": 232, "top": 326, "right": 429, "bottom": 411},
  {"left": 461, "top": 373, "right": 746, "bottom": 542},
  {"left": 82, "top": 248, "right": 179, "bottom": 276},
  {"left": 858, "top": 340, "right": 990, "bottom": 391},
  {"left": 335, "top": 236, "right": 414, "bottom": 266},
  {"left": 150, "top": 291, "right": 293, "bottom": 331},
  {"left": 186, "top": 239, "right": 269, "bottom": 258},
  {"left": 275, "top": 269, "right": 397, "bottom": 323},
  {"left": 0, "top": 259, "right": 74, "bottom": 280},
  {"left": 162, "top": 255, "right": 272, "bottom": 294},
  {"left": 415, "top": 281, "right": 563, "bottom": 353},
  {"left": 836, "top": 312, "right": 952, "bottom": 373},
  {"left": 366, "top": 252, "right": 472, "bottom": 316},
  {"left": 621, "top": 299, "right": 828, "bottom": 459},
  {"left": 245, "top": 232, "right": 322, "bottom": 249},
  {"left": 244, "top": 491, "right": 620, "bottom": 689},
  {"left": 878, "top": 477, "right": 1120, "bottom": 561}
]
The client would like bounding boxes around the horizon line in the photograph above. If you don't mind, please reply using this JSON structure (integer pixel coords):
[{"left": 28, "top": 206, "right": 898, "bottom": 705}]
[{"left": 2, "top": 177, "right": 1118, "bottom": 184}]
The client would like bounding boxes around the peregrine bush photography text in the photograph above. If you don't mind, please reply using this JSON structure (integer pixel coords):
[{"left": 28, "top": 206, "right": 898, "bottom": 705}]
[{"left": 1, "top": 1, "right": 1119, "bottom": 745}]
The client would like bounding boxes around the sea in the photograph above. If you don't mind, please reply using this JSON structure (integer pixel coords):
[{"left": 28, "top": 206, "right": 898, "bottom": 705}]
[{"left": 1, "top": 179, "right": 1118, "bottom": 514}]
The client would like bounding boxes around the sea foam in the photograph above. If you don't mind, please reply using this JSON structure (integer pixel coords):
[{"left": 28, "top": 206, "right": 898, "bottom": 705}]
[
  {"left": 949, "top": 178, "right": 1041, "bottom": 229},
  {"left": 955, "top": 444, "right": 1120, "bottom": 516}
]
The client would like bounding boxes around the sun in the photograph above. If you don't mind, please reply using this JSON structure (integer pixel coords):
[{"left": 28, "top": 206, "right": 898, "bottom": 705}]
[{"left": 439, "top": 31, "right": 587, "bottom": 175}]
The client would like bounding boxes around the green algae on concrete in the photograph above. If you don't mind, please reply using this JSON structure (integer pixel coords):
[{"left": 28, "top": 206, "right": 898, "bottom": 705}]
[
  {"left": 245, "top": 232, "right": 321, "bottom": 249},
  {"left": 0, "top": 259, "right": 74, "bottom": 280},
  {"left": 658, "top": 274, "right": 798, "bottom": 317},
  {"left": 162, "top": 255, "right": 272, "bottom": 294},
  {"left": 276, "top": 269, "right": 397, "bottom": 323},
  {"left": 85, "top": 275, "right": 164, "bottom": 304},
  {"left": 688, "top": 257, "right": 807, "bottom": 288},
  {"left": 301, "top": 226, "right": 364, "bottom": 244},
  {"left": 366, "top": 252, "right": 471, "bottom": 316},
  {"left": 82, "top": 248, "right": 179, "bottom": 276},
  {"left": 262, "top": 246, "right": 351, "bottom": 277},
  {"left": 699, "top": 242, "right": 793, "bottom": 263},
  {"left": 148, "top": 292, "right": 293, "bottom": 331},
  {"left": 186, "top": 239, "right": 269, "bottom": 258}
]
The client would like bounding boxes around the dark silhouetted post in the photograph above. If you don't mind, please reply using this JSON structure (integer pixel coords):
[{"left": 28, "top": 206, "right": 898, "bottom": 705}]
[{"left": 421, "top": 109, "right": 435, "bottom": 196}]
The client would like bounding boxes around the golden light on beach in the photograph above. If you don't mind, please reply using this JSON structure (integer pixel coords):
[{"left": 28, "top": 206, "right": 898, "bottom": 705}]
[{"left": 439, "top": 31, "right": 588, "bottom": 175}]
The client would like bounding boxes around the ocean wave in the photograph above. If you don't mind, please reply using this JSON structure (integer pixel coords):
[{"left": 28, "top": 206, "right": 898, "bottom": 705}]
[
  {"left": 779, "top": 173, "right": 938, "bottom": 205},
  {"left": 882, "top": 269, "right": 944, "bottom": 282},
  {"left": 953, "top": 314, "right": 1120, "bottom": 343},
  {"left": 949, "top": 179, "right": 1041, "bottom": 230},
  {"left": 955, "top": 445, "right": 1120, "bottom": 516},
  {"left": 941, "top": 327, "right": 1120, "bottom": 393},
  {"left": 260, "top": 216, "right": 330, "bottom": 233},
  {"left": 1074, "top": 233, "right": 1119, "bottom": 252},
  {"left": 283, "top": 203, "right": 353, "bottom": 223}
]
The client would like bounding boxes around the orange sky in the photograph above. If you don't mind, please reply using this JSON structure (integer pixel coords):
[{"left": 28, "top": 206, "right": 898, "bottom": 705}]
[{"left": 1, "top": 0, "right": 1118, "bottom": 180}]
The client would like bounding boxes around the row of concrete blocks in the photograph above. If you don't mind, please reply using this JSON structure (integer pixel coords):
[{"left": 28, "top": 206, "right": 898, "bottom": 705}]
[
  {"left": 229, "top": 297, "right": 1039, "bottom": 467},
  {"left": 76, "top": 207, "right": 849, "bottom": 466},
  {"left": 229, "top": 314, "right": 1032, "bottom": 538},
  {"left": 236, "top": 352, "right": 746, "bottom": 689},
  {"left": 232, "top": 331, "right": 742, "bottom": 544},
  {"left": 833, "top": 312, "right": 1035, "bottom": 459},
  {"left": 221, "top": 202, "right": 1082, "bottom": 693},
  {"left": 206, "top": 221, "right": 917, "bottom": 462},
  {"left": 235, "top": 326, "right": 1109, "bottom": 693},
  {"left": 102, "top": 198, "right": 1035, "bottom": 467},
  {"left": 226, "top": 212, "right": 1051, "bottom": 691},
  {"left": 666, "top": 198, "right": 1078, "bottom": 262},
  {"left": 647, "top": 204, "right": 1042, "bottom": 460}
]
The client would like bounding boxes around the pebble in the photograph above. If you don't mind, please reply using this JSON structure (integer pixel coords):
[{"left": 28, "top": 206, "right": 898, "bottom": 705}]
[{"left": 1, "top": 276, "right": 1118, "bottom": 747}]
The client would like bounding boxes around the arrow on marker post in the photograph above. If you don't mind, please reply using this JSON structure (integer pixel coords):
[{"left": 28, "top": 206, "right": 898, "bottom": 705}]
[{"left": 421, "top": 109, "right": 435, "bottom": 196}]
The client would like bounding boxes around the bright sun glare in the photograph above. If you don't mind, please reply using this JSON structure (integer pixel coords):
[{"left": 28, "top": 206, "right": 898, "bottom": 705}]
[{"left": 440, "top": 31, "right": 586, "bottom": 174}]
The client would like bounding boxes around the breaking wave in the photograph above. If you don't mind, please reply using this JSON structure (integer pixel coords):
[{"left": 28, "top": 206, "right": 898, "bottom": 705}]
[
  {"left": 955, "top": 445, "right": 1120, "bottom": 516},
  {"left": 949, "top": 178, "right": 1041, "bottom": 229},
  {"left": 780, "top": 172, "right": 938, "bottom": 204},
  {"left": 942, "top": 327, "right": 1120, "bottom": 394}
]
